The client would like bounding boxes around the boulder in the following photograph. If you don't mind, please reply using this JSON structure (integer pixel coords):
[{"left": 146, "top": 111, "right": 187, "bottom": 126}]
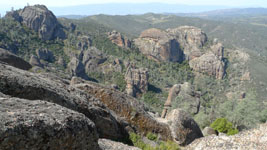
[
  {"left": 0, "top": 63, "right": 127, "bottom": 141},
  {"left": 202, "top": 127, "right": 217, "bottom": 136},
  {"left": 0, "top": 97, "right": 100, "bottom": 150},
  {"left": 77, "top": 36, "right": 92, "bottom": 51},
  {"left": 70, "top": 77, "right": 173, "bottom": 141},
  {"left": 5, "top": 5, "right": 65, "bottom": 40},
  {"left": 189, "top": 51, "right": 225, "bottom": 79},
  {"left": 107, "top": 30, "right": 131, "bottom": 49},
  {"left": 165, "top": 109, "right": 203, "bottom": 145},
  {"left": 29, "top": 55, "right": 43, "bottom": 68},
  {"left": 98, "top": 139, "right": 141, "bottom": 150},
  {"left": 0, "top": 48, "right": 31, "bottom": 70},
  {"left": 134, "top": 28, "right": 184, "bottom": 62},
  {"left": 125, "top": 65, "right": 149, "bottom": 97},
  {"left": 185, "top": 123, "right": 267, "bottom": 150},
  {"left": 36, "top": 48, "right": 54, "bottom": 62}
]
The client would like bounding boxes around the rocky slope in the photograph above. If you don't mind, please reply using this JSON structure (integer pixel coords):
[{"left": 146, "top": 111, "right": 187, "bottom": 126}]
[
  {"left": 5, "top": 5, "right": 65, "bottom": 40},
  {"left": 185, "top": 123, "right": 267, "bottom": 150}
]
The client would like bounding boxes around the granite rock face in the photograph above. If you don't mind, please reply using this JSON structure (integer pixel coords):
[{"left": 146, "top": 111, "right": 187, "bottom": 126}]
[
  {"left": 107, "top": 30, "right": 131, "bottom": 48},
  {"left": 67, "top": 57, "right": 88, "bottom": 79},
  {"left": 6, "top": 5, "right": 65, "bottom": 40},
  {"left": 167, "top": 26, "right": 208, "bottom": 60},
  {"left": 0, "top": 48, "right": 31, "bottom": 70},
  {"left": 125, "top": 65, "right": 149, "bottom": 97},
  {"left": 202, "top": 127, "right": 217, "bottom": 137},
  {"left": 0, "top": 97, "right": 100, "bottom": 150},
  {"left": 0, "top": 62, "right": 126, "bottom": 140},
  {"left": 98, "top": 139, "right": 141, "bottom": 150},
  {"left": 136, "top": 26, "right": 226, "bottom": 79},
  {"left": 70, "top": 77, "right": 173, "bottom": 141},
  {"left": 134, "top": 28, "right": 184, "bottom": 62},
  {"left": 185, "top": 123, "right": 267, "bottom": 150},
  {"left": 166, "top": 109, "right": 204, "bottom": 146}
]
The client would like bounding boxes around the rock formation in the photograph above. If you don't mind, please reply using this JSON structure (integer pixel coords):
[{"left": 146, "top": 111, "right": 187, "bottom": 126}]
[
  {"left": 185, "top": 123, "right": 267, "bottom": 150},
  {"left": 167, "top": 26, "right": 208, "bottom": 60},
  {"left": 125, "top": 65, "right": 149, "bottom": 97},
  {"left": 161, "top": 84, "right": 181, "bottom": 118},
  {"left": 135, "top": 26, "right": 226, "bottom": 79},
  {"left": 67, "top": 57, "right": 87, "bottom": 78},
  {"left": 36, "top": 48, "right": 54, "bottom": 62},
  {"left": 77, "top": 36, "right": 92, "bottom": 50},
  {"left": 0, "top": 62, "right": 127, "bottom": 140},
  {"left": 0, "top": 48, "right": 31, "bottom": 70},
  {"left": 29, "top": 55, "right": 43, "bottom": 68},
  {"left": 5, "top": 5, "right": 65, "bottom": 40},
  {"left": 98, "top": 139, "right": 141, "bottom": 150},
  {"left": 107, "top": 30, "right": 131, "bottom": 48},
  {"left": 0, "top": 97, "right": 100, "bottom": 150},
  {"left": 165, "top": 109, "right": 204, "bottom": 146},
  {"left": 134, "top": 28, "right": 184, "bottom": 62}
]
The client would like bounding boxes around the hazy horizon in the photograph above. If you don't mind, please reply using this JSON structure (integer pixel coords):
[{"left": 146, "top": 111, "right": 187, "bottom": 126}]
[{"left": 0, "top": 1, "right": 266, "bottom": 16}]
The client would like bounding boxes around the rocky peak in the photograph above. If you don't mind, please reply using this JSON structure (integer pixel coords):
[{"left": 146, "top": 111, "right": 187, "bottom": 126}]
[
  {"left": 107, "top": 30, "right": 131, "bottom": 49},
  {"left": 6, "top": 5, "right": 65, "bottom": 40}
]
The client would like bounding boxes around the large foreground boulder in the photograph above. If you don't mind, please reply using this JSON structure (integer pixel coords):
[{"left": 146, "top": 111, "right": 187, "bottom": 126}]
[
  {"left": 165, "top": 109, "right": 203, "bottom": 145},
  {"left": 0, "top": 62, "right": 126, "bottom": 140},
  {"left": 0, "top": 48, "right": 31, "bottom": 70},
  {"left": 70, "top": 77, "right": 173, "bottom": 141},
  {"left": 185, "top": 123, "right": 267, "bottom": 150},
  {"left": 0, "top": 97, "right": 99, "bottom": 150}
]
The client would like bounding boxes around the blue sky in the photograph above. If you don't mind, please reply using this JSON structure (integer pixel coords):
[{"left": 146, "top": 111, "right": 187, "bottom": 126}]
[{"left": 0, "top": 0, "right": 266, "bottom": 16}]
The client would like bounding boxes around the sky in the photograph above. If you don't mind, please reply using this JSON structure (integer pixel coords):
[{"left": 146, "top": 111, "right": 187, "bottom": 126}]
[
  {"left": 0, "top": 0, "right": 266, "bottom": 16},
  {"left": 0, "top": 0, "right": 266, "bottom": 7}
]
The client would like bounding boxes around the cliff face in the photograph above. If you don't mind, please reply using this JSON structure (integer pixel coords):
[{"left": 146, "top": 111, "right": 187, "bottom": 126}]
[
  {"left": 6, "top": 5, "right": 65, "bottom": 40},
  {"left": 134, "top": 28, "right": 184, "bottom": 62},
  {"left": 107, "top": 30, "right": 131, "bottom": 49},
  {"left": 135, "top": 27, "right": 225, "bottom": 79}
]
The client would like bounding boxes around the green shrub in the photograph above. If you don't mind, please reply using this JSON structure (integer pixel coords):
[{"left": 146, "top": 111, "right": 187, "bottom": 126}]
[
  {"left": 210, "top": 118, "right": 239, "bottom": 135},
  {"left": 158, "top": 141, "right": 179, "bottom": 150},
  {"left": 146, "top": 132, "right": 157, "bottom": 141}
]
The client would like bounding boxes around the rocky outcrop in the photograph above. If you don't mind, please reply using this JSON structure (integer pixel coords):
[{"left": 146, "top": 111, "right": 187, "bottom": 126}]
[
  {"left": 136, "top": 27, "right": 226, "bottom": 79},
  {"left": 185, "top": 123, "right": 267, "bottom": 150},
  {"left": 98, "top": 139, "right": 141, "bottom": 150},
  {"left": 165, "top": 109, "right": 204, "bottom": 145},
  {"left": 6, "top": 5, "right": 65, "bottom": 40},
  {"left": 29, "top": 55, "right": 43, "bottom": 68},
  {"left": 107, "top": 30, "right": 131, "bottom": 49},
  {"left": 189, "top": 50, "right": 225, "bottom": 79},
  {"left": 67, "top": 57, "right": 87, "bottom": 78},
  {"left": 57, "top": 56, "right": 66, "bottom": 67},
  {"left": 80, "top": 47, "right": 107, "bottom": 74},
  {"left": 172, "top": 82, "right": 201, "bottom": 115},
  {"left": 77, "top": 36, "right": 92, "bottom": 51},
  {"left": 70, "top": 77, "right": 173, "bottom": 141},
  {"left": 167, "top": 26, "right": 208, "bottom": 60},
  {"left": 0, "top": 97, "right": 100, "bottom": 150},
  {"left": 0, "top": 48, "right": 31, "bottom": 70},
  {"left": 0, "top": 62, "right": 127, "bottom": 140},
  {"left": 36, "top": 48, "right": 54, "bottom": 62},
  {"left": 161, "top": 84, "right": 181, "bottom": 118},
  {"left": 134, "top": 28, "right": 184, "bottom": 62},
  {"left": 125, "top": 65, "right": 149, "bottom": 97}
]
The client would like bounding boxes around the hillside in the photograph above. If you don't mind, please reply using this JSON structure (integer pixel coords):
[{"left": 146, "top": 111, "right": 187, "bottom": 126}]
[{"left": 0, "top": 4, "right": 266, "bottom": 150}]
